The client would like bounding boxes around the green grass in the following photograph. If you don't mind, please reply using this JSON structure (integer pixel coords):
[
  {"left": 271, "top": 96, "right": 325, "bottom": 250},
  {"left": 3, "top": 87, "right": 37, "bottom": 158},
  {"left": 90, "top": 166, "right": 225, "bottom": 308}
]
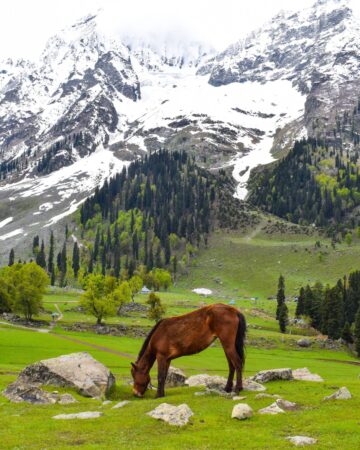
[
  {"left": 1, "top": 325, "right": 360, "bottom": 449},
  {"left": 2, "top": 227, "right": 360, "bottom": 448}
]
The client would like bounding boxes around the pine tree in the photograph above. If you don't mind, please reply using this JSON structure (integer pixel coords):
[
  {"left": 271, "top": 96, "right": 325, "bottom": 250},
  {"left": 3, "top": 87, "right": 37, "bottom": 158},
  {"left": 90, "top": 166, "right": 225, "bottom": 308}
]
[
  {"left": 72, "top": 242, "right": 80, "bottom": 279},
  {"left": 296, "top": 287, "right": 305, "bottom": 317},
  {"left": 278, "top": 303, "right": 288, "bottom": 333},
  {"left": 32, "top": 235, "right": 40, "bottom": 254},
  {"left": 48, "top": 231, "right": 55, "bottom": 279},
  {"left": 341, "top": 322, "right": 353, "bottom": 344},
  {"left": 8, "top": 248, "right": 15, "bottom": 266},
  {"left": 354, "top": 308, "right": 360, "bottom": 356},
  {"left": 59, "top": 242, "right": 67, "bottom": 287},
  {"left": 36, "top": 240, "right": 47, "bottom": 269},
  {"left": 276, "top": 275, "right": 285, "bottom": 320}
]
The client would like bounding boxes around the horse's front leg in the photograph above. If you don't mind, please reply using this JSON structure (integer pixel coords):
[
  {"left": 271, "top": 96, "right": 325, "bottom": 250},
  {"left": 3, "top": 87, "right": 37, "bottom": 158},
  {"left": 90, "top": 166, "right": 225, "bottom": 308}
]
[{"left": 156, "top": 356, "right": 170, "bottom": 398}]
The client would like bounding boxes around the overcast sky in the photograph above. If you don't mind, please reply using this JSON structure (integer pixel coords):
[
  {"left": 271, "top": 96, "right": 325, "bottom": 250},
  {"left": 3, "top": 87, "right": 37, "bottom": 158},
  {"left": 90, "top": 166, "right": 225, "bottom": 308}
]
[{"left": 0, "top": 0, "right": 354, "bottom": 59}]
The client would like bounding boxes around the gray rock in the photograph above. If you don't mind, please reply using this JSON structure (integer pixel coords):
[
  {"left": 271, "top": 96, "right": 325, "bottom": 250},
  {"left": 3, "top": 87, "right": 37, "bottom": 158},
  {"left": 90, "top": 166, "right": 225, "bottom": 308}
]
[
  {"left": 323, "top": 387, "right": 351, "bottom": 401},
  {"left": 286, "top": 436, "right": 317, "bottom": 446},
  {"left": 3, "top": 381, "right": 58, "bottom": 404},
  {"left": 194, "top": 391, "right": 206, "bottom": 396},
  {"left": 53, "top": 411, "right": 103, "bottom": 420},
  {"left": 243, "top": 379, "right": 266, "bottom": 392},
  {"left": 14, "top": 352, "right": 115, "bottom": 398},
  {"left": 255, "top": 393, "right": 281, "bottom": 400},
  {"left": 293, "top": 368, "right": 323, "bottom": 382},
  {"left": 231, "top": 403, "right": 253, "bottom": 420},
  {"left": 276, "top": 398, "right": 298, "bottom": 411},
  {"left": 102, "top": 400, "right": 112, "bottom": 405},
  {"left": 147, "top": 403, "right": 193, "bottom": 426},
  {"left": 186, "top": 374, "right": 227, "bottom": 390},
  {"left": 251, "top": 368, "right": 293, "bottom": 383},
  {"left": 232, "top": 396, "right": 247, "bottom": 401},
  {"left": 297, "top": 338, "right": 312, "bottom": 348},
  {"left": 112, "top": 400, "right": 130, "bottom": 409},
  {"left": 166, "top": 367, "right": 186, "bottom": 387},
  {"left": 258, "top": 403, "right": 285, "bottom": 415},
  {"left": 59, "top": 394, "right": 78, "bottom": 405}
]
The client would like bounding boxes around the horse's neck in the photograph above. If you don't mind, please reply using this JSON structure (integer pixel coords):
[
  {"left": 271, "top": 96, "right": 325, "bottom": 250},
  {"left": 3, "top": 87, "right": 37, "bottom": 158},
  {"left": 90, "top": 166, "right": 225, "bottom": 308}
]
[{"left": 137, "top": 349, "right": 156, "bottom": 373}]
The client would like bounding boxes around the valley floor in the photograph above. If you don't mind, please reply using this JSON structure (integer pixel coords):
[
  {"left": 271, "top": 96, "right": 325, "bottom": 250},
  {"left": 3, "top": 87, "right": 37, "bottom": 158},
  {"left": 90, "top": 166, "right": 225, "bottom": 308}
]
[{"left": 1, "top": 226, "right": 360, "bottom": 449}]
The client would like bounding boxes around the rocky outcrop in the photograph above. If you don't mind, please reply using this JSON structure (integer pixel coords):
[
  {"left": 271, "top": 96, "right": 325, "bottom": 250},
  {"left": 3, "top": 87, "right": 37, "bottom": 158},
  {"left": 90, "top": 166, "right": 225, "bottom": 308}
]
[
  {"left": 6, "top": 352, "right": 115, "bottom": 399},
  {"left": 258, "top": 403, "right": 285, "bottom": 415},
  {"left": 3, "top": 381, "right": 59, "bottom": 404},
  {"left": 231, "top": 403, "right": 253, "bottom": 420},
  {"left": 147, "top": 403, "right": 193, "bottom": 426}
]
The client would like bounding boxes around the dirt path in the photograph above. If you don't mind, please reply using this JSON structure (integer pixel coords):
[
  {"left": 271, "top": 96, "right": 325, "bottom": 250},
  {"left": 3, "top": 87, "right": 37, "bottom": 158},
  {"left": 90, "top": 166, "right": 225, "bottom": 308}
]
[
  {"left": 0, "top": 321, "right": 49, "bottom": 333},
  {"left": 245, "top": 220, "right": 265, "bottom": 241},
  {"left": 49, "top": 332, "right": 134, "bottom": 360}
]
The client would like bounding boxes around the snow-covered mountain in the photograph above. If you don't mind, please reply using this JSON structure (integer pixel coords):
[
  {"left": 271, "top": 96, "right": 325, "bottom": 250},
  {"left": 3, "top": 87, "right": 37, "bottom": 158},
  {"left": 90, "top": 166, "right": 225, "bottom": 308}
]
[{"left": 0, "top": 0, "right": 358, "bottom": 260}]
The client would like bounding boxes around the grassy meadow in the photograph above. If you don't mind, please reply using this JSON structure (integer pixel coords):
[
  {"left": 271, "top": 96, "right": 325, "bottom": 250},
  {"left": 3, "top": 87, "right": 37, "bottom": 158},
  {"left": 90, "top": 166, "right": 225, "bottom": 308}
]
[{"left": 1, "top": 226, "right": 360, "bottom": 449}]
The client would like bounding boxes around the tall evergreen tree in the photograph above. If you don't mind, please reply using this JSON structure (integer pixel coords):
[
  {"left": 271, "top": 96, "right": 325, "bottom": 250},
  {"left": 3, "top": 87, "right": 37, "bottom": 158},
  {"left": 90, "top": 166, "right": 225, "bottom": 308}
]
[
  {"left": 354, "top": 308, "right": 360, "bottom": 357},
  {"left": 48, "top": 231, "right": 55, "bottom": 282},
  {"left": 296, "top": 287, "right": 305, "bottom": 317},
  {"left": 8, "top": 248, "right": 15, "bottom": 266},
  {"left": 36, "top": 240, "right": 47, "bottom": 269},
  {"left": 72, "top": 242, "right": 80, "bottom": 279},
  {"left": 278, "top": 303, "right": 288, "bottom": 333},
  {"left": 276, "top": 275, "right": 285, "bottom": 320}
]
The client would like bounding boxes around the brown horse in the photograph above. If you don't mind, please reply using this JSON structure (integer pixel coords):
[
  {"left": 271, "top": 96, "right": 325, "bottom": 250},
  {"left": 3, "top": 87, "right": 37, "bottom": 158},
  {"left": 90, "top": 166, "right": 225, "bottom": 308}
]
[{"left": 131, "top": 303, "right": 246, "bottom": 398}]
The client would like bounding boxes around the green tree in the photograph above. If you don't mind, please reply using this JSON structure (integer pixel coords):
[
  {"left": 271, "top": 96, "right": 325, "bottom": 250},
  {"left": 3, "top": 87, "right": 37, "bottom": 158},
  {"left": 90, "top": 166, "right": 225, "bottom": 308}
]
[
  {"left": 146, "top": 292, "right": 166, "bottom": 323},
  {"left": 80, "top": 274, "right": 121, "bottom": 325},
  {"left": 0, "top": 274, "right": 11, "bottom": 313},
  {"left": 345, "top": 232, "right": 353, "bottom": 246},
  {"left": 355, "top": 308, "right": 360, "bottom": 357},
  {"left": 278, "top": 303, "right": 288, "bottom": 333},
  {"left": 48, "top": 231, "right": 55, "bottom": 284},
  {"left": 276, "top": 275, "right": 285, "bottom": 320},
  {"left": 36, "top": 240, "right": 47, "bottom": 269},
  {"left": 113, "top": 281, "right": 132, "bottom": 305},
  {"left": 72, "top": 242, "right": 80, "bottom": 279},
  {"left": 11, "top": 263, "right": 49, "bottom": 321},
  {"left": 8, "top": 249, "right": 14, "bottom": 267},
  {"left": 341, "top": 322, "right": 353, "bottom": 344},
  {"left": 296, "top": 287, "right": 305, "bottom": 317},
  {"left": 129, "top": 275, "right": 143, "bottom": 302}
]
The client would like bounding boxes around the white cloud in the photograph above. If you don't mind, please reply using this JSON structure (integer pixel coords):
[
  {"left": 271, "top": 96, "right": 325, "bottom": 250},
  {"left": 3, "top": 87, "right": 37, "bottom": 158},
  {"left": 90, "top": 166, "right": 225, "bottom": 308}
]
[{"left": 0, "top": 0, "right": 358, "bottom": 60}]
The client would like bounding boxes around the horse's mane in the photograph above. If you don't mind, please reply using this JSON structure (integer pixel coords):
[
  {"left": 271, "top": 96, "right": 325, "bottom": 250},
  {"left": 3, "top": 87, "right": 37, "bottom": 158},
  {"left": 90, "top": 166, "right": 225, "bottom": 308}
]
[{"left": 136, "top": 320, "right": 163, "bottom": 362}]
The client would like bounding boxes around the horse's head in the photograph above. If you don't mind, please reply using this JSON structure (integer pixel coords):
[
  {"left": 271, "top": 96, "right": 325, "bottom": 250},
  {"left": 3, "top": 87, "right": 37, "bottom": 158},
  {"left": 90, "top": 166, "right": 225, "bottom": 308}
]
[{"left": 131, "top": 362, "right": 150, "bottom": 397}]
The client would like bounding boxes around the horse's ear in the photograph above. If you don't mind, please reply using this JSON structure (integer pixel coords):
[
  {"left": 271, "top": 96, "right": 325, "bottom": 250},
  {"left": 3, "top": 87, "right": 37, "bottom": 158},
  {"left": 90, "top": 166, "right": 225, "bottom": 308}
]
[{"left": 131, "top": 362, "right": 137, "bottom": 369}]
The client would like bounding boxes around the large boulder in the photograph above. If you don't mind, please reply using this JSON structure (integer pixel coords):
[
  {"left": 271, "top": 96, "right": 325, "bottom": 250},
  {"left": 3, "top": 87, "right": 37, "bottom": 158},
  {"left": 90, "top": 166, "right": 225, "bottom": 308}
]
[
  {"left": 251, "top": 368, "right": 293, "bottom": 383},
  {"left": 297, "top": 339, "right": 312, "bottom": 348},
  {"left": 243, "top": 379, "right": 266, "bottom": 392},
  {"left": 147, "top": 403, "right": 193, "bottom": 426},
  {"left": 166, "top": 367, "right": 187, "bottom": 387},
  {"left": 292, "top": 368, "right": 323, "bottom": 382},
  {"left": 323, "top": 387, "right": 351, "bottom": 401},
  {"left": 231, "top": 403, "right": 253, "bottom": 420},
  {"left": 7, "top": 352, "right": 115, "bottom": 399}
]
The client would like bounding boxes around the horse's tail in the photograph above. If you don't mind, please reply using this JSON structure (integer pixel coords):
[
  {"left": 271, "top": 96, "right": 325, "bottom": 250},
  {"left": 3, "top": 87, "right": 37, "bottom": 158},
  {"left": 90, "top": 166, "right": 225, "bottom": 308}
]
[{"left": 236, "top": 312, "right": 246, "bottom": 370}]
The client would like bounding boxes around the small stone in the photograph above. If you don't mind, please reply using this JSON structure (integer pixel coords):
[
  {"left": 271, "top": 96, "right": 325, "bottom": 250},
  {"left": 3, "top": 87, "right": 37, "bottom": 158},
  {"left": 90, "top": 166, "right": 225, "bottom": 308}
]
[
  {"left": 276, "top": 399, "right": 298, "bottom": 411},
  {"left": 286, "top": 436, "right": 317, "bottom": 446},
  {"left": 323, "top": 387, "right": 351, "bottom": 401},
  {"left": 243, "top": 379, "right": 266, "bottom": 392},
  {"left": 147, "top": 403, "right": 193, "bottom": 426},
  {"left": 102, "top": 400, "right": 112, "bottom": 405},
  {"left": 194, "top": 391, "right": 206, "bottom": 396},
  {"left": 258, "top": 402, "right": 285, "bottom": 415},
  {"left": 59, "top": 394, "right": 78, "bottom": 405},
  {"left": 297, "top": 339, "right": 312, "bottom": 348},
  {"left": 293, "top": 368, "right": 323, "bottom": 382},
  {"left": 255, "top": 393, "right": 281, "bottom": 400},
  {"left": 186, "top": 374, "right": 227, "bottom": 390},
  {"left": 231, "top": 403, "right": 253, "bottom": 420},
  {"left": 112, "top": 400, "right": 130, "bottom": 409},
  {"left": 53, "top": 411, "right": 103, "bottom": 420},
  {"left": 232, "top": 396, "right": 246, "bottom": 401}
]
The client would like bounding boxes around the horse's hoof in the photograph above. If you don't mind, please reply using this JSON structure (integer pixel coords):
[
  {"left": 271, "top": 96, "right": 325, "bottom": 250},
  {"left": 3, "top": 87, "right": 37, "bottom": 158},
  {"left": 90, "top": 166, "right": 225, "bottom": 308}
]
[{"left": 224, "top": 386, "right": 233, "bottom": 393}]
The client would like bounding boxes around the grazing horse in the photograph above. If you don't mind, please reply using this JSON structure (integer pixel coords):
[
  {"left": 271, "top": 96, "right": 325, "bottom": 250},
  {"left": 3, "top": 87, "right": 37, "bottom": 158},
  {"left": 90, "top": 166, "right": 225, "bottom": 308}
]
[{"left": 131, "top": 303, "right": 246, "bottom": 398}]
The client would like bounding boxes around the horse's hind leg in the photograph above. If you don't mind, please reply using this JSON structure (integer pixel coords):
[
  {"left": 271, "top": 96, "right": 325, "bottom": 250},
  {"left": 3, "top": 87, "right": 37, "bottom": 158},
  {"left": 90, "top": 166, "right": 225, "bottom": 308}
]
[
  {"left": 218, "top": 335, "right": 244, "bottom": 394},
  {"left": 224, "top": 355, "right": 235, "bottom": 393},
  {"left": 156, "top": 355, "right": 170, "bottom": 398}
]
